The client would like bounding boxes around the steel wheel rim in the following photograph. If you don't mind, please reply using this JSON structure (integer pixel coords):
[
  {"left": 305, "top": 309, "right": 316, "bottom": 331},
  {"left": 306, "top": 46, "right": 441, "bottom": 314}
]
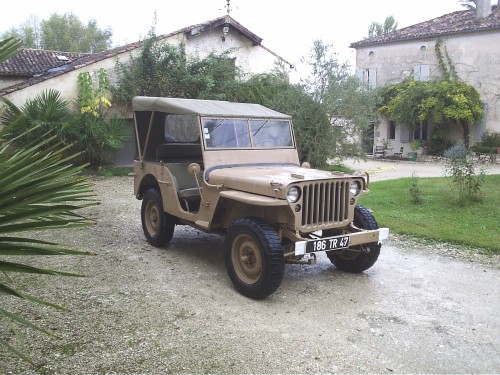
[
  {"left": 145, "top": 200, "right": 160, "bottom": 236},
  {"left": 231, "top": 233, "right": 262, "bottom": 285}
]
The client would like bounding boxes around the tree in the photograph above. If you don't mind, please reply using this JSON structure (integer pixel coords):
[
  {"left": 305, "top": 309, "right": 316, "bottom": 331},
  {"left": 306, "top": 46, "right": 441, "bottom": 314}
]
[
  {"left": 1, "top": 13, "right": 112, "bottom": 52},
  {"left": 74, "top": 69, "right": 130, "bottom": 168},
  {"left": 0, "top": 71, "right": 130, "bottom": 169},
  {"left": 377, "top": 79, "right": 483, "bottom": 150},
  {"left": 0, "top": 15, "right": 40, "bottom": 49},
  {"left": 41, "top": 13, "right": 112, "bottom": 52},
  {"left": 112, "top": 29, "right": 240, "bottom": 104},
  {"left": 368, "top": 15, "right": 398, "bottom": 37},
  {"left": 301, "top": 40, "right": 380, "bottom": 162},
  {"left": 0, "top": 36, "right": 96, "bottom": 365}
]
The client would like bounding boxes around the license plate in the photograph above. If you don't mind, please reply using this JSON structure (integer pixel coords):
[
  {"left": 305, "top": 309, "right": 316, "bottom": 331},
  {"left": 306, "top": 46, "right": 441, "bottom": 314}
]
[{"left": 305, "top": 235, "right": 350, "bottom": 253}]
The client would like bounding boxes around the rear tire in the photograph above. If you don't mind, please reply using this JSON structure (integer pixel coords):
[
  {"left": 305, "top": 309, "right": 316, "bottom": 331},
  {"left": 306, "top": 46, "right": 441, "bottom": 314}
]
[
  {"left": 326, "top": 205, "right": 381, "bottom": 273},
  {"left": 224, "top": 217, "right": 284, "bottom": 299},
  {"left": 141, "top": 188, "right": 175, "bottom": 247}
]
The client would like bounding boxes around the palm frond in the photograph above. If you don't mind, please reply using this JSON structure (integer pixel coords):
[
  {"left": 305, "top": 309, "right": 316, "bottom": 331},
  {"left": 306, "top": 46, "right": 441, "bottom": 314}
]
[
  {"left": 0, "top": 37, "right": 22, "bottom": 63},
  {"left": 0, "top": 129, "right": 97, "bottom": 363}
]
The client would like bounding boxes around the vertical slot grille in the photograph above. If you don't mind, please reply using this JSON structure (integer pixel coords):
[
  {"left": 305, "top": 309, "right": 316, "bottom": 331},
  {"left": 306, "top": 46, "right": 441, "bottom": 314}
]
[{"left": 301, "top": 180, "right": 349, "bottom": 228}]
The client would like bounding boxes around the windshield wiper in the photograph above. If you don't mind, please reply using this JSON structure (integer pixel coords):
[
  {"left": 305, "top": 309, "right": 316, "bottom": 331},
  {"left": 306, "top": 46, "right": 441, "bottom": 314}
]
[{"left": 252, "top": 120, "right": 270, "bottom": 137}]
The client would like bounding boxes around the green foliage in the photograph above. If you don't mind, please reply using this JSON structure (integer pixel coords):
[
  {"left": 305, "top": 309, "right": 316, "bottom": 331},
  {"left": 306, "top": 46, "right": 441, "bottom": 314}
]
[
  {"left": 480, "top": 131, "right": 500, "bottom": 147},
  {"left": 0, "top": 89, "right": 74, "bottom": 150},
  {"left": 409, "top": 173, "right": 424, "bottom": 204},
  {"left": 0, "top": 37, "right": 23, "bottom": 62},
  {"left": 0, "top": 131, "right": 97, "bottom": 364},
  {"left": 378, "top": 79, "right": 483, "bottom": 148},
  {"left": 227, "top": 73, "right": 334, "bottom": 167},
  {"left": 360, "top": 175, "right": 500, "bottom": 254},
  {"left": 443, "top": 142, "right": 486, "bottom": 204},
  {"left": 1, "top": 13, "right": 112, "bottom": 52},
  {"left": 112, "top": 32, "right": 378, "bottom": 166},
  {"left": 40, "top": 13, "right": 112, "bottom": 52},
  {"left": 301, "top": 40, "right": 379, "bottom": 162},
  {"left": 112, "top": 30, "right": 239, "bottom": 104},
  {"left": 368, "top": 15, "right": 398, "bottom": 37},
  {"left": 472, "top": 131, "right": 500, "bottom": 154},
  {"left": 74, "top": 69, "right": 130, "bottom": 168},
  {"left": 0, "top": 16, "right": 40, "bottom": 49},
  {"left": 0, "top": 77, "right": 130, "bottom": 169}
]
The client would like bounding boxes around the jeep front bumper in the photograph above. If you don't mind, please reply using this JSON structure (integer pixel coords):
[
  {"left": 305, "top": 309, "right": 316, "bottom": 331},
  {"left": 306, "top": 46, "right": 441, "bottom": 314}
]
[{"left": 294, "top": 227, "right": 390, "bottom": 255}]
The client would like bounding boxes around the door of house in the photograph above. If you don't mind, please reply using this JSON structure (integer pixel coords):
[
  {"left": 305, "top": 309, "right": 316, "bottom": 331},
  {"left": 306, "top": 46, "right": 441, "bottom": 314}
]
[{"left": 362, "top": 122, "right": 375, "bottom": 154}]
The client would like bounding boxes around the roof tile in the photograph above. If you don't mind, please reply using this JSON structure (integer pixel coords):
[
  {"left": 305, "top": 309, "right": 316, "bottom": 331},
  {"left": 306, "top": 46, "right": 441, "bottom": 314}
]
[{"left": 351, "top": 6, "right": 500, "bottom": 47}]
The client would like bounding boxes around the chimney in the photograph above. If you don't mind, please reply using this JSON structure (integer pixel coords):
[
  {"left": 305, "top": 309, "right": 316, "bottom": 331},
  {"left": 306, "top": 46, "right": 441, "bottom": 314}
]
[{"left": 476, "top": 0, "right": 492, "bottom": 18}]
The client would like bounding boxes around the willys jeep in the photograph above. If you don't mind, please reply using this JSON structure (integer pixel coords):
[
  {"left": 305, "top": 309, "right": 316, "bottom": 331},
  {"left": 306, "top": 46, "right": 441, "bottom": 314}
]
[{"left": 132, "top": 96, "right": 389, "bottom": 299}]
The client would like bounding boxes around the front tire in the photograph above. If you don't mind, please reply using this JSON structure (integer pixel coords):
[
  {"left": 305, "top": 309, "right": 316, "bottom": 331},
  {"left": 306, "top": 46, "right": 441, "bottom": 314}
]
[
  {"left": 141, "top": 188, "right": 175, "bottom": 247},
  {"left": 224, "top": 217, "right": 285, "bottom": 299},
  {"left": 326, "top": 205, "right": 381, "bottom": 273}
]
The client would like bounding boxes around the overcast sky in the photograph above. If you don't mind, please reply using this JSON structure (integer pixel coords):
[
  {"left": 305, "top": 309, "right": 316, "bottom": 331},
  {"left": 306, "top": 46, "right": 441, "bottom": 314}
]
[{"left": 1, "top": 0, "right": 465, "bottom": 81}]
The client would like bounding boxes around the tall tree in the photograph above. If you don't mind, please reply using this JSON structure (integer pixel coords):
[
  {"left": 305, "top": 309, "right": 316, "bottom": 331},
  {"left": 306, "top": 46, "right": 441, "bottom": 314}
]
[
  {"left": 0, "top": 15, "right": 40, "bottom": 49},
  {"left": 1, "top": 13, "right": 112, "bottom": 52},
  {"left": 368, "top": 15, "right": 398, "bottom": 37},
  {"left": 301, "top": 40, "right": 379, "bottom": 161},
  {"left": 41, "top": 13, "right": 112, "bottom": 52}
]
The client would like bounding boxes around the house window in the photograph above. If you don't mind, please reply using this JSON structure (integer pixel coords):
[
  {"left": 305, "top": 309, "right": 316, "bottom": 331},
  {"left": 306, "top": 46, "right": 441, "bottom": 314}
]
[
  {"left": 356, "top": 68, "right": 377, "bottom": 88},
  {"left": 413, "top": 122, "right": 428, "bottom": 141},
  {"left": 388, "top": 121, "right": 396, "bottom": 140},
  {"left": 414, "top": 64, "right": 430, "bottom": 81}
]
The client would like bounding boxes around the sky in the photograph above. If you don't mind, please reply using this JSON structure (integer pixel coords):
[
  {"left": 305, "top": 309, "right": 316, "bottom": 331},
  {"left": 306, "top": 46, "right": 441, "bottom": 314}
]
[{"left": 1, "top": 0, "right": 465, "bottom": 82}]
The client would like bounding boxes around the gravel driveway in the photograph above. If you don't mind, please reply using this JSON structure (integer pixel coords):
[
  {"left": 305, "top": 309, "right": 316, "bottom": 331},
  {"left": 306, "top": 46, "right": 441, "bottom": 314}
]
[{"left": 2, "top": 162, "right": 499, "bottom": 374}]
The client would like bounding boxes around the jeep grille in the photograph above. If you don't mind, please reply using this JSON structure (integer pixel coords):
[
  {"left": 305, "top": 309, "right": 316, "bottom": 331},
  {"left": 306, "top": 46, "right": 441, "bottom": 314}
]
[{"left": 301, "top": 180, "right": 350, "bottom": 230}]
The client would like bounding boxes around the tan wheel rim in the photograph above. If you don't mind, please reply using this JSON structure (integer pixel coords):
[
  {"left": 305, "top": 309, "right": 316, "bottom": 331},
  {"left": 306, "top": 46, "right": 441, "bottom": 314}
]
[
  {"left": 231, "top": 233, "right": 262, "bottom": 285},
  {"left": 145, "top": 200, "right": 160, "bottom": 236}
]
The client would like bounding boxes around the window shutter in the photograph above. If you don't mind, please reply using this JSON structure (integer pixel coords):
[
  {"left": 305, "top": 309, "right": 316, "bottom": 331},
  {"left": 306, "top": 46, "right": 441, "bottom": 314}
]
[
  {"left": 421, "top": 65, "right": 430, "bottom": 81},
  {"left": 400, "top": 124, "right": 410, "bottom": 142},
  {"left": 414, "top": 65, "right": 421, "bottom": 81},
  {"left": 355, "top": 68, "right": 364, "bottom": 82},
  {"left": 368, "top": 68, "right": 377, "bottom": 88}
]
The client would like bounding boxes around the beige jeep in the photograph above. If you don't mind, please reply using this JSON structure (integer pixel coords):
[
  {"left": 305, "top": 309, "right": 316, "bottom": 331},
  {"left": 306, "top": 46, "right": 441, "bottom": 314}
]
[{"left": 132, "top": 96, "right": 389, "bottom": 299}]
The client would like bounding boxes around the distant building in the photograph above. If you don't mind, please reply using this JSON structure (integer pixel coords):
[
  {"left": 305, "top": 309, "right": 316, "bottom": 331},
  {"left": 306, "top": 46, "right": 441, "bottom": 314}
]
[{"left": 350, "top": 0, "right": 500, "bottom": 157}]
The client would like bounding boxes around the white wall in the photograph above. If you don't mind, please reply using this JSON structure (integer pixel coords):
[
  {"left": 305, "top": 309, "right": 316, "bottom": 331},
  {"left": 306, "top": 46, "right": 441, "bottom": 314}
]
[
  {"left": 5, "top": 29, "right": 285, "bottom": 110},
  {"left": 355, "top": 29, "right": 500, "bottom": 153}
]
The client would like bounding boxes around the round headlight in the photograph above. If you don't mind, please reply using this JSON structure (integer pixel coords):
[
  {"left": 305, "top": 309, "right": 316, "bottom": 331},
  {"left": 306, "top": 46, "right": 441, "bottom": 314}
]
[
  {"left": 350, "top": 181, "right": 361, "bottom": 196},
  {"left": 287, "top": 186, "right": 301, "bottom": 203}
]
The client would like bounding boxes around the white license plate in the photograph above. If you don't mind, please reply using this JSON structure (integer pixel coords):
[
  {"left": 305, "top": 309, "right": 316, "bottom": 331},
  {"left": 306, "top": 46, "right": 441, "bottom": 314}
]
[{"left": 305, "top": 236, "right": 350, "bottom": 253}]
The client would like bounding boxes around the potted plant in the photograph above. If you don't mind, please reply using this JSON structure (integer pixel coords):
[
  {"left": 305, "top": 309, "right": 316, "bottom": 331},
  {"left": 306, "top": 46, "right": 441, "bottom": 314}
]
[{"left": 408, "top": 140, "right": 421, "bottom": 161}]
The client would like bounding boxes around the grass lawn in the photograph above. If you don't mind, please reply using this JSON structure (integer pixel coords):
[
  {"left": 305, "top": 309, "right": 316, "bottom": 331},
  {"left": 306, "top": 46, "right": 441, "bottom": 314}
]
[{"left": 359, "top": 174, "right": 500, "bottom": 254}]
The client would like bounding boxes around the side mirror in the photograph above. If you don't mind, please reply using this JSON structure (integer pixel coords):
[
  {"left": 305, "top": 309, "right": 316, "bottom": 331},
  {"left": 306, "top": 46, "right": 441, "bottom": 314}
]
[{"left": 301, "top": 162, "right": 311, "bottom": 169}]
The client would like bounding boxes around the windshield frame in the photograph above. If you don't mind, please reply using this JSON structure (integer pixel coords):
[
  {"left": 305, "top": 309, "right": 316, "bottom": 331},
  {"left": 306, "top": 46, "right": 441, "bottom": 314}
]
[{"left": 201, "top": 116, "right": 295, "bottom": 150}]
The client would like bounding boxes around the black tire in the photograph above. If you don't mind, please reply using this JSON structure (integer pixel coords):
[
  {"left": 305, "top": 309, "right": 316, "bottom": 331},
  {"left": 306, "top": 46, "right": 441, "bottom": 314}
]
[
  {"left": 224, "top": 217, "right": 285, "bottom": 300},
  {"left": 326, "top": 205, "right": 381, "bottom": 273},
  {"left": 141, "top": 188, "right": 175, "bottom": 247}
]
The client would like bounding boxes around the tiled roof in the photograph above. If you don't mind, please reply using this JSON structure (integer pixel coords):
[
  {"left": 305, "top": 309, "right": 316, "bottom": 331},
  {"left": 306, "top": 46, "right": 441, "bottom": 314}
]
[
  {"left": 0, "top": 49, "right": 90, "bottom": 77},
  {"left": 350, "top": 6, "right": 500, "bottom": 48},
  {"left": 0, "top": 15, "right": 290, "bottom": 96}
]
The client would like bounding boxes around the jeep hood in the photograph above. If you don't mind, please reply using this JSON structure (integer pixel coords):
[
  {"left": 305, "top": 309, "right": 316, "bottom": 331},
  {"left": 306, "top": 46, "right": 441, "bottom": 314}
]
[{"left": 206, "top": 165, "right": 364, "bottom": 199}]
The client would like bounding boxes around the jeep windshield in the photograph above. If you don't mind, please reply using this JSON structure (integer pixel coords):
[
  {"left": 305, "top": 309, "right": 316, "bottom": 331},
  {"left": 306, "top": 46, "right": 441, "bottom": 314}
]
[{"left": 202, "top": 118, "right": 294, "bottom": 149}]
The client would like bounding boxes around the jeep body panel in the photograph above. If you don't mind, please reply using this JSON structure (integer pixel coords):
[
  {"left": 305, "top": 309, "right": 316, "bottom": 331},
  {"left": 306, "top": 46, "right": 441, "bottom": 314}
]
[{"left": 132, "top": 96, "right": 389, "bottom": 299}]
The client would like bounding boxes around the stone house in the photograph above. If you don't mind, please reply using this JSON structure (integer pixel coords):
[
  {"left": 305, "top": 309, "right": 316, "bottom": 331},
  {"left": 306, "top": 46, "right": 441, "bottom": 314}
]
[
  {"left": 0, "top": 15, "right": 292, "bottom": 165},
  {"left": 350, "top": 0, "right": 500, "bottom": 157}
]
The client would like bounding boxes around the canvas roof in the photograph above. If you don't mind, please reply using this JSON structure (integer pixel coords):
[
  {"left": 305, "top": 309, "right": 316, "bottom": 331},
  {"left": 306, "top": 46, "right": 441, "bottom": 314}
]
[{"left": 132, "top": 96, "right": 291, "bottom": 119}]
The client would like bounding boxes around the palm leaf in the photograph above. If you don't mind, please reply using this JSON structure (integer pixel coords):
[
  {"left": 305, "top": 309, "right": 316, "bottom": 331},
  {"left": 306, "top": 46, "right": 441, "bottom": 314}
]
[
  {"left": 0, "top": 37, "right": 22, "bottom": 63},
  {"left": 0, "top": 128, "right": 97, "bottom": 363}
]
